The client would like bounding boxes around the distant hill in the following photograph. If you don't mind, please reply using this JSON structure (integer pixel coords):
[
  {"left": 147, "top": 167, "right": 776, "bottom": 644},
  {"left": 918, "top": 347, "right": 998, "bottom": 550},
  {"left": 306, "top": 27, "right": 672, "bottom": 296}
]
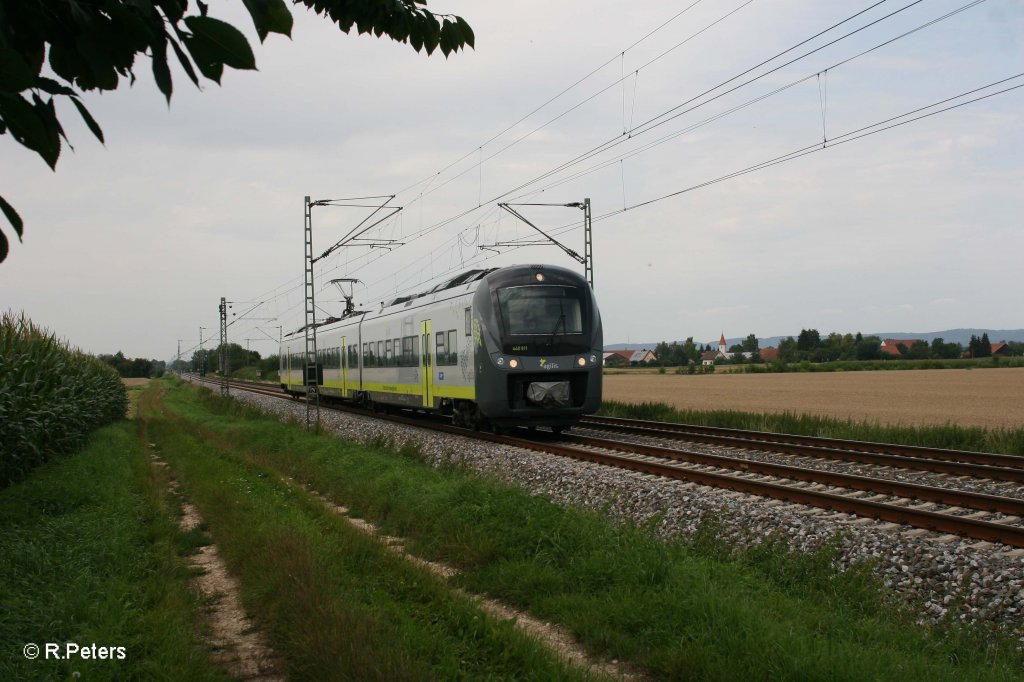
[{"left": 606, "top": 329, "right": 1024, "bottom": 350}]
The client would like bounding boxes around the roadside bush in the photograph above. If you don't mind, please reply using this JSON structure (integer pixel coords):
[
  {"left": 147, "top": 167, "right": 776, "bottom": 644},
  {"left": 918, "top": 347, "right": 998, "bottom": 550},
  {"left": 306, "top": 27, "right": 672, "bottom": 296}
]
[{"left": 0, "top": 312, "right": 127, "bottom": 487}]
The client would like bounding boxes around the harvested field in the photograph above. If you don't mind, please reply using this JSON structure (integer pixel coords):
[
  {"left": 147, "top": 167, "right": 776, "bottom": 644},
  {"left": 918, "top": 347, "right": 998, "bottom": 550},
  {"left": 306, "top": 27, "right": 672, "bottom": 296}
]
[
  {"left": 602, "top": 367, "right": 1024, "bottom": 429},
  {"left": 122, "top": 377, "right": 150, "bottom": 387}
]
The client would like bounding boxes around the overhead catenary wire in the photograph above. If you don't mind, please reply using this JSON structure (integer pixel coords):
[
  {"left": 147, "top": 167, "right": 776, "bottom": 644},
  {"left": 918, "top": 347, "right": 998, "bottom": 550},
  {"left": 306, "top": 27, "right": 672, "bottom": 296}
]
[
  {"left": 494, "top": 73, "right": 1024, "bottom": 246},
  {"left": 205, "top": 1, "right": 1005, "bottom": 348},
  {"left": 220, "top": 1, "right": 850, "bottom": 324}
]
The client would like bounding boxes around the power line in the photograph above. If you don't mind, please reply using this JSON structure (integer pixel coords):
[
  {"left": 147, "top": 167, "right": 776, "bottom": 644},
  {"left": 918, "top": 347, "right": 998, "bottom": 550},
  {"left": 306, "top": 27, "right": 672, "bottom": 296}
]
[
  {"left": 495, "top": 74, "right": 1024, "bottom": 240},
  {"left": 203, "top": 1, "right": 1003, "bottom": 346}
]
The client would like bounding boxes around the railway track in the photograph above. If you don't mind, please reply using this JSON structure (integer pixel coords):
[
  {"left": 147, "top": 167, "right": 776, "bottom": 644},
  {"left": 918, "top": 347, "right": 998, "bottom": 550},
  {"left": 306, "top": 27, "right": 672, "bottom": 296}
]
[
  {"left": 580, "top": 415, "right": 1024, "bottom": 480},
  {"left": 189, "top": 376, "right": 1024, "bottom": 549}
]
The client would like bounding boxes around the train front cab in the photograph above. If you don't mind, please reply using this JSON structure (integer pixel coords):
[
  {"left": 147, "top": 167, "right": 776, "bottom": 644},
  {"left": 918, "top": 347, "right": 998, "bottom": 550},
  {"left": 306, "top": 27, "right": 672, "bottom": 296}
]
[{"left": 472, "top": 265, "right": 602, "bottom": 431}]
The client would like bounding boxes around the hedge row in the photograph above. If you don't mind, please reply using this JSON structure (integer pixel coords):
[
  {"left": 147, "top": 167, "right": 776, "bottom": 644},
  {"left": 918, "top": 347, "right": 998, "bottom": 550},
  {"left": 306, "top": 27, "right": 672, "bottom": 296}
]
[{"left": 0, "top": 312, "right": 127, "bottom": 487}]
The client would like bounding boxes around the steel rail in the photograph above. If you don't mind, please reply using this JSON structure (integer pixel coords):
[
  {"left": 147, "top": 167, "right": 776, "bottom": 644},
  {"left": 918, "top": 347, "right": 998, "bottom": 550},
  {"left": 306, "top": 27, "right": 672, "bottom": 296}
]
[
  {"left": 581, "top": 416, "right": 1024, "bottom": 480},
  {"left": 561, "top": 433, "right": 1024, "bottom": 515},
  {"left": 516, "top": 440, "right": 1024, "bottom": 549}
]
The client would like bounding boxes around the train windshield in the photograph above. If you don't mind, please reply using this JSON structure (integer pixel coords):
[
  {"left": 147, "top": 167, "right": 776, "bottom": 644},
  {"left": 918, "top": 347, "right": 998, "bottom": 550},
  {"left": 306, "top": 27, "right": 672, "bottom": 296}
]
[{"left": 496, "top": 286, "right": 584, "bottom": 336}]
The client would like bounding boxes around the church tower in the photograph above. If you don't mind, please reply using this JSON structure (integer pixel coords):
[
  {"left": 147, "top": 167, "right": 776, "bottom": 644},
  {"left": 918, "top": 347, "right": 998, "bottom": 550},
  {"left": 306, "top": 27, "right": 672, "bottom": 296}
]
[{"left": 719, "top": 333, "right": 727, "bottom": 354}]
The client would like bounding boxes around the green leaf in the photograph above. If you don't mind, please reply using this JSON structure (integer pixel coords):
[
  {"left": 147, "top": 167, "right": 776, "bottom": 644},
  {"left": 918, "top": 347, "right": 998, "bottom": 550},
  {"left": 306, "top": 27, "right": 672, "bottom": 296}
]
[
  {"left": 70, "top": 97, "right": 104, "bottom": 144},
  {"left": 151, "top": 39, "right": 173, "bottom": 102},
  {"left": 34, "top": 94, "right": 68, "bottom": 152},
  {"left": 0, "top": 93, "right": 59, "bottom": 168},
  {"left": 34, "top": 77, "right": 76, "bottom": 97},
  {"left": 421, "top": 13, "right": 441, "bottom": 55},
  {"left": 0, "top": 230, "right": 8, "bottom": 263},
  {"left": 438, "top": 23, "right": 452, "bottom": 58},
  {"left": 454, "top": 17, "right": 473, "bottom": 49},
  {"left": 184, "top": 15, "right": 256, "bottom": 71},
  {"left": 456, "top": 17, "right": 475, "bottom": 49},
  {"left": 242, "top": 0, "right": 293, "bottom": 41},
  {"left": 0, "top": 48, "right": 36, "bottom": 93},
  {"left": 168, "top": 34, "right": 200, "bottom": 87},
  {"left": 0, "top": 195, "right": 22, "bottom": 241}
]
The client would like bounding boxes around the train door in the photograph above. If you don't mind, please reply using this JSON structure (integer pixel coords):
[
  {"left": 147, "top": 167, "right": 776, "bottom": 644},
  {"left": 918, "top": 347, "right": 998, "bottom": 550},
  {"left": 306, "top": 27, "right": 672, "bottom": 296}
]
[
  {"left": 340, "top": 335, "right": 348, "bottom": 397},
  {"left": 420, "top": 319, "right": 433, "bottom": 408}
]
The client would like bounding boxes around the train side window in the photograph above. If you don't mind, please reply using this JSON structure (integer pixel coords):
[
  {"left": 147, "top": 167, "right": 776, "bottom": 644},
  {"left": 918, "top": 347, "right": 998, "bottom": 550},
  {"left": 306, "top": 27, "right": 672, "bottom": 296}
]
[
  {"left": 465, "top": 307, "right": 471, "bottom": 335},
  {"left": 413, "top": 335, "right": 419, "bottom": 366},
  {"left": 401, "top": 336, "right": 412, "bottom": 366},
  {"left": 448, "top": 330, "right": 457, "bottom": 364},
  {"left": 377, "top": 341, "right": 383, "bottom": 367},
  {"left": 385, "top": 341, "right": 392, "bottom": 366},
  {"left": 435, "top": 331, "right": 446, "bottom": 362}
]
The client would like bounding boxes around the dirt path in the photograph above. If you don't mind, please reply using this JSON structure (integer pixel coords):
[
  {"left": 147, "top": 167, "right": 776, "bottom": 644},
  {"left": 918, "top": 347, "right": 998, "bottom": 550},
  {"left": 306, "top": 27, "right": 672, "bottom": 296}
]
[
  {"left": 151, "top": 454, "right": 285, "bottom": 681},
  {"left": 602, "top": 367, "right": 1024, "bottom": 428}
]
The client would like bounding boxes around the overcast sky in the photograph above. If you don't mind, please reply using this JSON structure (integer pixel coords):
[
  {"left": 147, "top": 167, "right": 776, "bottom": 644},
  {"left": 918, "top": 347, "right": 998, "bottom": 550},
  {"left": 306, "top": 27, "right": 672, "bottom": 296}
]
[{"left": 2, "top": 0, "right": 1022, "bottom": 360}]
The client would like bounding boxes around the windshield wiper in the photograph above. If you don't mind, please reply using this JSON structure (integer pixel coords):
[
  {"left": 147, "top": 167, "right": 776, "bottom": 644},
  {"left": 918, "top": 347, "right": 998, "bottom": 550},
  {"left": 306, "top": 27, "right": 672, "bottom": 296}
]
[{"left": 547, "top": 302, "right": 566, "bottom": 347}]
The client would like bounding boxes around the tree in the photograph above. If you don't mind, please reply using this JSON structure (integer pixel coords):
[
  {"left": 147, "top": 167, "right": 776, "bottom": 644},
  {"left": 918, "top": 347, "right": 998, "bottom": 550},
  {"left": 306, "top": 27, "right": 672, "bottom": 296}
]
[
  {"left": 930, "top": 337, "right": 961, "bottom": 359},
  {"left": 681, "top": 337, "right": 698, "bottom": 364},
  {"left": 905, "top": 340, "right": 931, "bottom": 360},
  {"left": 777, "top": 337, "right": 798, "bottom": 363},
  {"left": 740, "top": 333, "right": 758, "bottom": 353},
  {"left": 967, "top": 334, "right": 991, "bottom": 358},
  {"left": 855, "top": 335, "right": 882, "bottom": 361},
  {"left": 0, "top": 0, "right": 474, "bottom": 262},
  {"left": 796, "top": 329, "right": 821, "bottom": 352},
  {"left": 980, "top": 332, "right": 992, "bottom": 357}
]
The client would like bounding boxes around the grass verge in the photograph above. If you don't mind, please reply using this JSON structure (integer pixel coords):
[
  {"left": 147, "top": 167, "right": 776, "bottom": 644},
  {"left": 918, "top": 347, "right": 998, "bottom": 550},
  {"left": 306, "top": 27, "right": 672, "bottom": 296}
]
[
  {"left": 0, "top": 421, "right": 226, "bottom": 682},
  {"left": 157, "top": 377, "right": 1024, "bottom": 681},
  {"left": 137, "top": 381, "right": 592, "bottom": 681},
  {"left": 599, "top": 400, "right": 1024, "bottom": 456}
]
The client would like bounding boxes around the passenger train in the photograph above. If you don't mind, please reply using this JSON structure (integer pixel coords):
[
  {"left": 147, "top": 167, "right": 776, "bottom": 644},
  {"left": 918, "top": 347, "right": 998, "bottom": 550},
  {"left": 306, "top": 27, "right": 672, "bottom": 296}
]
[{"left": 280, "top": 264, "right": 603, "bottom": 432}]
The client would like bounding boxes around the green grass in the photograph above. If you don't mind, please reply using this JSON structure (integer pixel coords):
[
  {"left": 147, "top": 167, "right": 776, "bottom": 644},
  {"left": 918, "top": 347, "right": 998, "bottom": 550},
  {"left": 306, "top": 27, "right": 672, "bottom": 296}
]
[
  {"left": 138, "top": 382, "right": 593, "bottom": 681},
  {"left": 598, "top": 400, "right": 1024, "bottom": 457},
  {"left": 154, "top": 377, "right": 1024, "bottom": 681},
  {"left": 0, "top": 421, "right": 226, "bottom": 682},
  {"left": 229, "top": 366, "right": 278, "bottom": 382}
]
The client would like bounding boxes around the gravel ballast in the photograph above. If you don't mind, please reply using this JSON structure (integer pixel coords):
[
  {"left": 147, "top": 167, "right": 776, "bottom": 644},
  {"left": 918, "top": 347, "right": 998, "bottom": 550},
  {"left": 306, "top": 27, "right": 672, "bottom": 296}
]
[{"left": 198, "top": 381, "right": 1024, "bottom": 644}]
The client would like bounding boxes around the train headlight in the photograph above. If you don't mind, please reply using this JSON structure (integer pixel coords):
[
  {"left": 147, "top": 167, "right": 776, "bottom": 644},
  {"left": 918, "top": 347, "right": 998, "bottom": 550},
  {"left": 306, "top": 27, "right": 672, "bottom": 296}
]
[
  {"left": 589, "top": 354, "right": 597, "bottom": 363},
  {"left": 509, "top": 358, "right": 520, "bottom": 369},
  {"left": 496, "top": 356, "right": 505, "bottom": 366},
  {"left": 576, "top": 356, "right": 586, "bottom": 367},
  {"left": 535, "top": 273, "right": 545, "bottom": 282}
]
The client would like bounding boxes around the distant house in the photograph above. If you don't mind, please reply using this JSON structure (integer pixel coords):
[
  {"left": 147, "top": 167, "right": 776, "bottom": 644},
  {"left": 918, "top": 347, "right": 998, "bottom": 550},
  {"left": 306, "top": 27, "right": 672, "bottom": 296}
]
[
  {"left": 759, "top": 347, "right": 779, "bottom": 362},
  {"left": 991, "top": 342, "right": 1013, "bottom": 357},
  {"left": 880, "top": 338, "right": 920, "bottom": 357},
  {"left": 603, "top": 349, "right": 657, "bottom": 366},
  {"left": 602, "top": 351, "right": 629, "bottom": 367},
  {"left": 700, "top": 350, "right": 718, "bottom": 366}
]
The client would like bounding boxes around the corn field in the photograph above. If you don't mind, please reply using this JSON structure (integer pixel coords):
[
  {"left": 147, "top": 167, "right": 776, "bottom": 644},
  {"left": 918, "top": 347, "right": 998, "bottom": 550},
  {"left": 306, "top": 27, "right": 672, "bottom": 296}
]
[{"left": 0, "top": 312, "right": 127, "bottom": 487}]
